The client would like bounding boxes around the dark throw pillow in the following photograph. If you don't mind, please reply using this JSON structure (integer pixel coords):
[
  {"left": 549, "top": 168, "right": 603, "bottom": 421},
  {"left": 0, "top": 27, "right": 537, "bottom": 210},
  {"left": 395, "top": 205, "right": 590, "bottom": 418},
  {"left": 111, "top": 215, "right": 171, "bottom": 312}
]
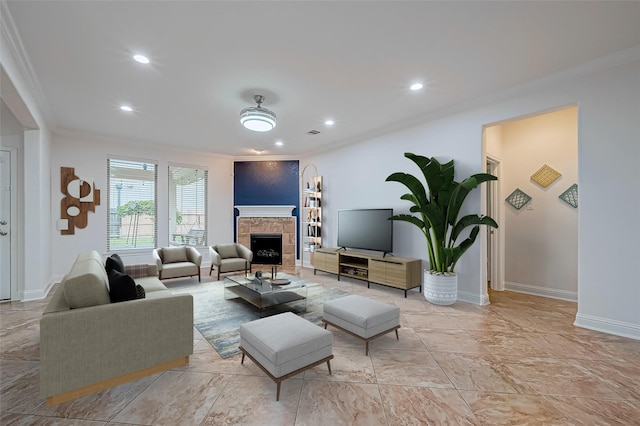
[
  {"left": 108, "top": 269, "right": 137, "bottom": 303},
  {"left": 105, "top": 253, "right": 125, "bottom": 275},
  {"left": 135, "top": 284, "right": 146, "bottom": 299}
]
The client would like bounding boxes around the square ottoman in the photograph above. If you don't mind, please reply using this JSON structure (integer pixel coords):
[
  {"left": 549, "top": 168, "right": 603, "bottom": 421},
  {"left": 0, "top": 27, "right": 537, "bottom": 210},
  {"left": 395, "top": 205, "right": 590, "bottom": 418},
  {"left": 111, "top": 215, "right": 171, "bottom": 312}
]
[
  {"left": 323, "top": 294, "right": 400, "bottom": 355},
  {"left": 239, "top": 312, "right": 333, "bottom": 401}
]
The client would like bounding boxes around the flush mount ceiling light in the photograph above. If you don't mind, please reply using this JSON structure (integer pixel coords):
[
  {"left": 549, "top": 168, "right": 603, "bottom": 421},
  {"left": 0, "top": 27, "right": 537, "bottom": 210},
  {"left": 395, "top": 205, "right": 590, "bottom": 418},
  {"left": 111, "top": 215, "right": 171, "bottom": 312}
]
[
  {"left": 240, "top": 95, "right": 277, "bottom": 132},
  {"left": 133, "top": 54, "right": 150, "bottom": 64}
]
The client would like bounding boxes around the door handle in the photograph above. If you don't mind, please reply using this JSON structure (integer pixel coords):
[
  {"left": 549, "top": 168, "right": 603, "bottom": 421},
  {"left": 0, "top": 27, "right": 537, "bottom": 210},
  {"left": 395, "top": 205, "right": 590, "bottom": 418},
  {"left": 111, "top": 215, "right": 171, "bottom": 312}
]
[
  {"left": 0, "top": 220, "right": 6, "bottom": 225},
  {"left": 0, "top": 231, "right": 7, "bottom": 236}
]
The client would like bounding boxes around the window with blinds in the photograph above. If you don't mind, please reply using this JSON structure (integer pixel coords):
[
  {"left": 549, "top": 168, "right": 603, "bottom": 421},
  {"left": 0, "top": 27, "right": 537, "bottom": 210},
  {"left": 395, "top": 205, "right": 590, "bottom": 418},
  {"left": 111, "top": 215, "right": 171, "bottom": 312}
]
[
  {"left": 107, "top": 159, "right": 157, "bottom": 251},
  {"left": 169, "top": 166, "right": 207, "bottom": 247}
]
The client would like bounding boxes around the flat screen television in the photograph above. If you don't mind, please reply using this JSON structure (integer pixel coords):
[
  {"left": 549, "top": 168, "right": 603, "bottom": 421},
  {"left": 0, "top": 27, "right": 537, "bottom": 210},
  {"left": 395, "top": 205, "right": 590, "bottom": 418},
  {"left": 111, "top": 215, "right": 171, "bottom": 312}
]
[{"left": 337, "top": 208, "right": 393, "bottom": 255}]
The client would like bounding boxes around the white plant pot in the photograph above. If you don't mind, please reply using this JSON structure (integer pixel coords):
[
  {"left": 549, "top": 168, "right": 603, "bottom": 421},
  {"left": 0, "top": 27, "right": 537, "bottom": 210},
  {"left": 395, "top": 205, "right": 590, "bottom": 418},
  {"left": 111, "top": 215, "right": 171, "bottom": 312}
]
[{"left": 423, "top": 271, "right": 457, "bottom": 305}]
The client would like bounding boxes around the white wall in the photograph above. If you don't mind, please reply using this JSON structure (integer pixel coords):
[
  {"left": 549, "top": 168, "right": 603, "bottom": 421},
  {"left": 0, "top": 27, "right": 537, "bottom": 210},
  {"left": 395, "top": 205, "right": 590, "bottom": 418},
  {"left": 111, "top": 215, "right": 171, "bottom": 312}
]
[
  {"left": 306, "top": 52, "right": 640, "bottom": 338},
  {"left": 487, "top": 107, "right": 578, "bottom": 300},
  {"left": 574, "top": 59, "right": 640, "bottom": 337},
  {"left": 49, "top": 132, "right": 235, "bottom": 281},
  {"left": 1, "top": 11, "right": 52, "bottom": 301}
]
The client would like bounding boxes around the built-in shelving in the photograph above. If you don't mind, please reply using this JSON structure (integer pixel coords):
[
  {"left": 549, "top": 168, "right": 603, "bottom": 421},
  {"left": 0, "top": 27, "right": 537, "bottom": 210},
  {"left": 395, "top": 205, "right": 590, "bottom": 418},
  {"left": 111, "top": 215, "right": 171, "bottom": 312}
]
[{"left": 301, "top": 165, "right": 322, "bottom": 268}]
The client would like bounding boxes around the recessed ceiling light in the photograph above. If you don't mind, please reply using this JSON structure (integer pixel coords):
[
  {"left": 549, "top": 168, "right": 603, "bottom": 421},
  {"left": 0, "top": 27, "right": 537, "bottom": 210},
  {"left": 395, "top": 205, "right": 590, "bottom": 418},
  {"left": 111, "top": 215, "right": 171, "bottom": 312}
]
[
  {"left": 254, "top": 149, "right": 264, "bottom": 154},
  {"left": 324, "top": 120, "right": 334, "bottom": 126},
  {"left": 275, "top": 141, "right": 284, "bottom": 147},
  {"left": 410, "top": 82, "right": 424, "bottom": 91},
  {"left": 133, "top": 54, "right": 150, "bottom": 64},
  {"left": 120, "top": 105, "right": 133, "bottom": 112}
]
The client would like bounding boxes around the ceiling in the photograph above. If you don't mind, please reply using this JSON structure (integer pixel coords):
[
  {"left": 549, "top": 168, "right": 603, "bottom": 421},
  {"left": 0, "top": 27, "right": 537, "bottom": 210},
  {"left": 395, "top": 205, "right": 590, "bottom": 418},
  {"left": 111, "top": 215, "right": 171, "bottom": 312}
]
[{"left": 4, "top": 1, "right": 640, "bottom": 157}]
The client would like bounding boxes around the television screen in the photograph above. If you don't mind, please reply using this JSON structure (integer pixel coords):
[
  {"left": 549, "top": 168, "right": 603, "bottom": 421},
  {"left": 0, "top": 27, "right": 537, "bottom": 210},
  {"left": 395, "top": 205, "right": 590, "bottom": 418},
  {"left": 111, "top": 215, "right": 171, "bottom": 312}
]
[{"left": 337, "top": 209, "right": 393, "bottom": 254}]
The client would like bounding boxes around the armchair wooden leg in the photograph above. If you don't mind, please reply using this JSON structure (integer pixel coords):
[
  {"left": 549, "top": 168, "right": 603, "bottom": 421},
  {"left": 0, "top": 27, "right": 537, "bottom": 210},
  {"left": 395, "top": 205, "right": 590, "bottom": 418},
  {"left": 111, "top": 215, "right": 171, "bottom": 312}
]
[
  {"left": 209, "top": 265, "right": 213, "bottom": 276},
  {"left": 217, "top": 269, "right": 221, "bottom": 280},
  {"left": 198, "top": 269, "right": 201, "bottom": 282}
]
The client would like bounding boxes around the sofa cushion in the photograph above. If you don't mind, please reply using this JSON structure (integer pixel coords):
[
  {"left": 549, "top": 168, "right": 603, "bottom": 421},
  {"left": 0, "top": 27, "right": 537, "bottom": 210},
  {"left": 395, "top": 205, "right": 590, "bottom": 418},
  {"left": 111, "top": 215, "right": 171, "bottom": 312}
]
[
  {"left": 135, "top": 276, "right": 167, "bottom": 293},
  {"left": 220, "top": 258, "right": 249, "bottom": 273},
  {"left": 105, "top": 253, "right": 125, "bottom": 275},
  {"left": 63, "top": 259, "right": 111, "bottom": 309},
  {"left": 108, "top": 270, "right": 139, "bottom": 303},
  {"left": 216, "top": 244, "right": 238, "bottom": 259},
  {"left": 162, "top": 247, "right": 188, "bottom": 264}
]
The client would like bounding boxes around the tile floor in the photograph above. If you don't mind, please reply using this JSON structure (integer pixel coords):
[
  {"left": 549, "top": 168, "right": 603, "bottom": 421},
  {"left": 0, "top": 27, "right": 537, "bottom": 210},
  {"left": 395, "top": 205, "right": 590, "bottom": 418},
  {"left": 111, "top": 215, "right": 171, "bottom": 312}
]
[{"left": 1, "top": 268, "right": 639, "bottom": 425}]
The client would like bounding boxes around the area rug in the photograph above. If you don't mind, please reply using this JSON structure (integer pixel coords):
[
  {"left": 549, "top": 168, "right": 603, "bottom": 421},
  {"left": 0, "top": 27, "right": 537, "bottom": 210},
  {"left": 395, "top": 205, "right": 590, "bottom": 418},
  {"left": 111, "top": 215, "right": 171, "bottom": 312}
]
[{"left": 169, "top": 274, "right": 349, "bottom": 358}]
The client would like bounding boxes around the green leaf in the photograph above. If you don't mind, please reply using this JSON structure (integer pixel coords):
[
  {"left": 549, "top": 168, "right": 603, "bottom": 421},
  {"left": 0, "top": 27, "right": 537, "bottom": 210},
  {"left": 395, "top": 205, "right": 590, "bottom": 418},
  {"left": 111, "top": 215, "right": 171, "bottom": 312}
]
[{"left": 451, "top": 215, "right": 498, "bottom": 242}]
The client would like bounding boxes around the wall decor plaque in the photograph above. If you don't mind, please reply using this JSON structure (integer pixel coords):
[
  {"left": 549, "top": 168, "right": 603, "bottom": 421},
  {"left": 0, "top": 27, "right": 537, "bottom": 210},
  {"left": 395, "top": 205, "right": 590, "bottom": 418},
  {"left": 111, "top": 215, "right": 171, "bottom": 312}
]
[
  {"left": 505, "top": 188, "right": 531, "bottom": 210},
  {"left": 531, "top": 164, "right": 561, "bottom": 188},
  {"left": 559, "top": 183, "right": 578, "bottom": 208}
]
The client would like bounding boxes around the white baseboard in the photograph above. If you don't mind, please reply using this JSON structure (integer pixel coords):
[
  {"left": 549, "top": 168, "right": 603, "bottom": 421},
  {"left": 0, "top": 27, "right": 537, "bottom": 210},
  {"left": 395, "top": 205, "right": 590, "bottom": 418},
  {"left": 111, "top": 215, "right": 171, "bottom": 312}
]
[
  {"left": 574, "top": 313, "right": 640, "bottom": 340},
  {"left": 22, "top": 285, "right": 51, "bottom": 301},
  {"left": 504, "top": 281, "right": 577, "bottom": 302},
  {"left": 458, "top": 290, "right": 489, "bottom": 306}
]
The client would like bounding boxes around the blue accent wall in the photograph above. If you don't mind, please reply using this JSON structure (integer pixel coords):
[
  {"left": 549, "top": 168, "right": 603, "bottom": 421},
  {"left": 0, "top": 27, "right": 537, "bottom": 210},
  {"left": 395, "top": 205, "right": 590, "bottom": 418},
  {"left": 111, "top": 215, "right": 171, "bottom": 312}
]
[{"left": 234, "top": 160, "right": 300, "bottom": 258}]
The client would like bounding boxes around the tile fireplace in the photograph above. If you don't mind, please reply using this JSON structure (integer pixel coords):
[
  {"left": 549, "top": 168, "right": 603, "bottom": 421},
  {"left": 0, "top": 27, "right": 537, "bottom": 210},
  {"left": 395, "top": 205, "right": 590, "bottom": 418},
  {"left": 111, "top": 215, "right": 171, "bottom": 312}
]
[{"left": 236, "top": 206, "right": 296, "bottom": 271}]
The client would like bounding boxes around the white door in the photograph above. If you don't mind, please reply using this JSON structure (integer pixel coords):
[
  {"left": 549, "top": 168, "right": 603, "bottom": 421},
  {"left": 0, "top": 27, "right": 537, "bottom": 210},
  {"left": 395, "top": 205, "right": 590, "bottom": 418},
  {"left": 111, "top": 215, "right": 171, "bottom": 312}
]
[{"left": 0, "top": 150, "right": 11, "bottom": 299}]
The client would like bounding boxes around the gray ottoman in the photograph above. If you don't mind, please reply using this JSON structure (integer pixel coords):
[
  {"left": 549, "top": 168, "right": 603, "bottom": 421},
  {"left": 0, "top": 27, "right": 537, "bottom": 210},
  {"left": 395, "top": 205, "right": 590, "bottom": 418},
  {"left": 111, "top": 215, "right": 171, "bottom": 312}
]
[
  {"left": 323, "top": 294, "right": 400, "bottom": 355},
  {"left": 239, "top": 312, "right": 333, "bottom": 401}
]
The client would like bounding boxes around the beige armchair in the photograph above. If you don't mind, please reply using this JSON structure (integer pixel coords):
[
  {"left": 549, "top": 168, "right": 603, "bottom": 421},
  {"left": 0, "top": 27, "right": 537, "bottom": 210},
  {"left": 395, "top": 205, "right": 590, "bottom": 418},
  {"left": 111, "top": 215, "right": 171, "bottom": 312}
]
[
  {"left": 153, "top": 246, "right": 202, "bottom": 282},
  {"left": 209, "top": 243, "right": 253, "bottom": 280}
]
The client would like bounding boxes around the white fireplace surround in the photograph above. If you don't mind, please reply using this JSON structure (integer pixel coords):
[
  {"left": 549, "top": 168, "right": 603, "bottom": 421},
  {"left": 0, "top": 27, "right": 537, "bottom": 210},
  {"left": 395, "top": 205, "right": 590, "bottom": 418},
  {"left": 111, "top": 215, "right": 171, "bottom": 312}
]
[{"left": 235, "top": 205, "right": 296, "bottom": 217}]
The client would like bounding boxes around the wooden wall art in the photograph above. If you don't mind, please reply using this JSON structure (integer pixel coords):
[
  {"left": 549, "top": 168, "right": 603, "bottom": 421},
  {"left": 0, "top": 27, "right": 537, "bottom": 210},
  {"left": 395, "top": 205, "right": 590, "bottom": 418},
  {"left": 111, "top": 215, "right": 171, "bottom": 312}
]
[{"left": 60, "top": 166, "right": 101, "bottom": 235}]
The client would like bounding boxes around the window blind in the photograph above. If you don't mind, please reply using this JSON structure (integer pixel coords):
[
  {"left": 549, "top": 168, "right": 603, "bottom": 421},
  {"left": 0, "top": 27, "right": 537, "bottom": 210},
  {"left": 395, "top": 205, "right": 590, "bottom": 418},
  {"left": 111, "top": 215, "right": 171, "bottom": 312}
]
[
  {"left": 107, "top": 159, "right": 157, "bottom": 251},
  {"left": 168, "top": 166, "right": 207, "bottom": 247}
]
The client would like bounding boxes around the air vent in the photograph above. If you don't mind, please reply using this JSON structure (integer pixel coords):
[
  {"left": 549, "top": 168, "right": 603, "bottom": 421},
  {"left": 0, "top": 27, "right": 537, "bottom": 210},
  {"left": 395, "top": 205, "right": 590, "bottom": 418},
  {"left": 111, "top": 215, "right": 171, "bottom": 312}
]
[{"left": 307, "top": 130, "right": 321, "bottom": 135}]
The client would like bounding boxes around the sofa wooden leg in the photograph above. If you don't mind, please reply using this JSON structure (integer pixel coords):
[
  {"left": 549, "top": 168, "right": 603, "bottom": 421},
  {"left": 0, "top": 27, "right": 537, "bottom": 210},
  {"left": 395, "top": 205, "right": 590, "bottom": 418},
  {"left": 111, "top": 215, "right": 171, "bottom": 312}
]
[
  {"left": 217, "top": 269, "right": 221, "bottom": 280},
  {"left": 198, "top": 269, "right": 201, "bottom": 282},
  {"left": 209, "top": 265, "right": 213, "bottom": 276}
]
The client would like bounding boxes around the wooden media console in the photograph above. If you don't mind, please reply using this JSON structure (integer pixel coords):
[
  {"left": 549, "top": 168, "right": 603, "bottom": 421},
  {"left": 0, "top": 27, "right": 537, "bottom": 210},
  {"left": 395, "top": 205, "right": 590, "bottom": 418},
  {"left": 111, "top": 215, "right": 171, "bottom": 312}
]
[{"left": 311, "top": 248, "right": 422, "bottom": 297}]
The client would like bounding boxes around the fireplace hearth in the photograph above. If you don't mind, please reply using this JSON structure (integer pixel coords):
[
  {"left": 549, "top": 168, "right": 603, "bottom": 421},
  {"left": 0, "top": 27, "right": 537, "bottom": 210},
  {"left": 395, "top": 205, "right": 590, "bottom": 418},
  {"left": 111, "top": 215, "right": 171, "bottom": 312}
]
[{"left": 250, "top": 233, "right": 283, "bottom": 266}]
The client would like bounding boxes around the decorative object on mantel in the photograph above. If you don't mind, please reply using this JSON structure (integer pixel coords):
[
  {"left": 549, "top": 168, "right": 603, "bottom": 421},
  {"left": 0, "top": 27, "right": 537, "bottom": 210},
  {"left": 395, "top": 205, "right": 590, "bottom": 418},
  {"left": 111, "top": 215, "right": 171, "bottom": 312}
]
[
  {"left": 559, "top": 183, "right": 578, "bottom": 208},
  {"left": 240, "top": 95, "right": 277, "bottom": 132},
  {"left": 505, "top": 188, "right": 531, "bottom": 210},
  {"left": 531, "top": 164, "right": 561, "bottom": 188},
  {"left": 59, "top": 167, "right": 101, "bottom": 235}
]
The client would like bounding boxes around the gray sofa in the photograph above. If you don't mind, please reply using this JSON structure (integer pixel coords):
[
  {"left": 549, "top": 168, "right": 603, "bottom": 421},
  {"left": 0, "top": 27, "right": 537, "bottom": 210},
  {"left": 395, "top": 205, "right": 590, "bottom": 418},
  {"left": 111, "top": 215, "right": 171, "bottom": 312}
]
[{"left": 40, "top": 250, "right": 193, "bottom": 405}]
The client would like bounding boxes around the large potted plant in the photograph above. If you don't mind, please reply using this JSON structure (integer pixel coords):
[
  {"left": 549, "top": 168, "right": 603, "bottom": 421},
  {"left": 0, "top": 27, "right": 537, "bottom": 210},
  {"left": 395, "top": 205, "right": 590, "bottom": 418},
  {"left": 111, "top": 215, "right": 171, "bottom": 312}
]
[{"left": 386, "top": 153, "right": 498, "bottom": 305}]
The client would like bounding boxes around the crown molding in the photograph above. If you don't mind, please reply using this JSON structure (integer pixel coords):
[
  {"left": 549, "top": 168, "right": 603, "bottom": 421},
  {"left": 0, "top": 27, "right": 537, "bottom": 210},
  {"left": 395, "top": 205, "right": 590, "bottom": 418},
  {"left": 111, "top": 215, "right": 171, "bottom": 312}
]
[
  {"left": 0, "top": 1, "right": 55, "bottom": 127},
  {"left": 310, "top": 45, "right": 640, "bottom": 157}
]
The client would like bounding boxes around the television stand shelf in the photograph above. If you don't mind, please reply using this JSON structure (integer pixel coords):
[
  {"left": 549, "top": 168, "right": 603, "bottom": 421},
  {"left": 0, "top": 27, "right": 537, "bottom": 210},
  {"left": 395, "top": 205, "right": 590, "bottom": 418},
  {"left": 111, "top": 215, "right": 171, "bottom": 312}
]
[{"left": 312, "top": 248, "right": 422, "bottom": 298}]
